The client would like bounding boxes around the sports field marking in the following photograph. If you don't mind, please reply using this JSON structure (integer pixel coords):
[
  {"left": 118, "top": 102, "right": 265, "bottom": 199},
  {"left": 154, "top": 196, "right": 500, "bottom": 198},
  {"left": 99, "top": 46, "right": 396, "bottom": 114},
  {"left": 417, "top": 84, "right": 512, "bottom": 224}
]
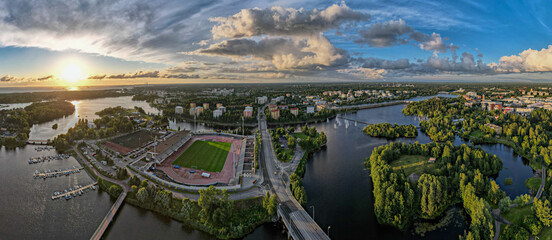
[{"left": 172, "top": 140, "right": 231, "bottom": 172}]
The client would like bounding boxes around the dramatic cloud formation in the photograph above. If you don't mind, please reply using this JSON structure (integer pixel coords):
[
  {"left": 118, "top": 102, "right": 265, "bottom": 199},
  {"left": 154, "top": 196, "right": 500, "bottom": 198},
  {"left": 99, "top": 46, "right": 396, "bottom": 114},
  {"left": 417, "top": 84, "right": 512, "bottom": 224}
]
[
  {"left": 494, "top": 45, "right": 552, "bottom": 72},
  {"left": 0, "top": 0, "right": 224, "bottom": 63},
  {"left": 191, "top": 3, "right": 364, "bottom": 70},
  {"left": 210, "top": 3, "right": 368, "bottom": 38},
  {"left": 193, "top": 35, "right": 348, "bottom": 69},
  {"left": 356, "top": 19, "right": 449, "bottom": 53},
  {"left": 1, "top": 0, "right": 552, "bottom": 84}
]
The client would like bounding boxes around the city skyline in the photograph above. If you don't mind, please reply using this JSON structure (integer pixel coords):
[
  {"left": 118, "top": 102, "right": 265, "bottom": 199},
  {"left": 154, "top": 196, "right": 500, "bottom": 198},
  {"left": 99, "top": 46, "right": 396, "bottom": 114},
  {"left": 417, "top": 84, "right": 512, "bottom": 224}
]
[{"left": 0, "top": 0, "right": 551, "bottom": 86}]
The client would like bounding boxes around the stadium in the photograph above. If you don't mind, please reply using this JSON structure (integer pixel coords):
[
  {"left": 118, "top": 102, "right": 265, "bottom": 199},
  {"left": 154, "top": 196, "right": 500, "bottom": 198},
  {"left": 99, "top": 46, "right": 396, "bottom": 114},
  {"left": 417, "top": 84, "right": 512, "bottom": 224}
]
[{"left": 148, "top": 131, "right": 250, "bottom": 186}]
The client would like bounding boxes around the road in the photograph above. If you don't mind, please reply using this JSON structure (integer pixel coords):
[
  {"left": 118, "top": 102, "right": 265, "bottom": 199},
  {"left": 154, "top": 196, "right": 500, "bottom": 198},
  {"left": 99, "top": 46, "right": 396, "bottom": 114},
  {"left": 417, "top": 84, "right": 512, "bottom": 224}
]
[{"left": 258, "top": 107, "right": 330, "bottom": 240}]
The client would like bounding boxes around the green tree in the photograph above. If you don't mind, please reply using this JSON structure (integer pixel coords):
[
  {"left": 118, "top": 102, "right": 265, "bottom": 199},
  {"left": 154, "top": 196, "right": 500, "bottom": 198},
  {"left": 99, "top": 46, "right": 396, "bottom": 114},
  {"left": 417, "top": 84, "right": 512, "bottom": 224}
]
[
  {"left": 137, "top": 187, "right": 148, "bottom": 204},
  {"left": 533, "top": 199, "right": 552, "bottom": 227},
  {"left": 198, "top": 186, "right": 233, "bottom": 228},
  {"left": 487, "top": 180, "right": 505, "bottom": 205},
  {"left": 498, "top": 196, "right": 511, "bottom": 214}
]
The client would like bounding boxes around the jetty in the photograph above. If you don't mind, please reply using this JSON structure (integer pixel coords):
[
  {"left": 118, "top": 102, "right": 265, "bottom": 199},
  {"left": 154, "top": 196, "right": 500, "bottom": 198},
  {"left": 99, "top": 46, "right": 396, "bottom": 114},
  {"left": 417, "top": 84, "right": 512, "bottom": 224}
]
[
  {"left": 34, "top": 166, "right": 84, "bottom": 178},
  {"left": 51, "top": 182, "right": 97, "bottom": 200},
  {"left": 28, "top": 154, "right": 70, "bottom": 164}
]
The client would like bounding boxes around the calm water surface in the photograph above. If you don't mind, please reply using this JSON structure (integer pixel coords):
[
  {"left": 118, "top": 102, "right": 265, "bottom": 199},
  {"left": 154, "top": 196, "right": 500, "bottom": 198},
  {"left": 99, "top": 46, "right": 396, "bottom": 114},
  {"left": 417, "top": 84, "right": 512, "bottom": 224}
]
[{"left": 0, "top": 95, "right": 536, "bottom": 239}]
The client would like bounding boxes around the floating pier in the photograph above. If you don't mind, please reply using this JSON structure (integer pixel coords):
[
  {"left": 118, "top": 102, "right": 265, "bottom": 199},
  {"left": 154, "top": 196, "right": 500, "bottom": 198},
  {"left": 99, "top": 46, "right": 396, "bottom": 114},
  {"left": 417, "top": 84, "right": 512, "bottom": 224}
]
[
  {"left": 28, "top": 154, "right": 70, "bottom": 164},
  {"left": 34, "top": 166, "right": 84, "bottom": 178},
  {"left": 51, "top": 182, "right": 97, "bottom": 200}
]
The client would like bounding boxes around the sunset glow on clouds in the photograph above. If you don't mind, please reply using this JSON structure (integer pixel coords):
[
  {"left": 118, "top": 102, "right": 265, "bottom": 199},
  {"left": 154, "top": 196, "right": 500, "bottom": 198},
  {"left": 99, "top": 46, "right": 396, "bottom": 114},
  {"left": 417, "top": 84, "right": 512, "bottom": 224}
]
[{"left": 0, "top": 0, "right": 551, "bottom": 85}]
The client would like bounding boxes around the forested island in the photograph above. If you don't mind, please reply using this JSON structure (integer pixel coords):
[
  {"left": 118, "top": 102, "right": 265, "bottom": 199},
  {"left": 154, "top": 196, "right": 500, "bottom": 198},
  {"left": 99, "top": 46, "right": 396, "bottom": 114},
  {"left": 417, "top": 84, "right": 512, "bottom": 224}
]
[
  {"left": 0, "top": 101, "right": 75, "bottom": 147},
  {"left": 362, "top": 123, "right": 417, "bottom": 138},
  {"left": 0, "top": 89, "right": 130, "bottom": 104},
  {"left": 368, "top": 142, "right": 502, "bottom": 238}
]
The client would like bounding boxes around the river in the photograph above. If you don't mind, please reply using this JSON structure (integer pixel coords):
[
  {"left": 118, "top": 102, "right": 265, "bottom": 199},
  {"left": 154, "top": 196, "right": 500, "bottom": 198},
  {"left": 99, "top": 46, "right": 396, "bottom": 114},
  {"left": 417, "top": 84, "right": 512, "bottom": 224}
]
[{"left": 0, "top": 95, "right": 536, "bottom": 239}]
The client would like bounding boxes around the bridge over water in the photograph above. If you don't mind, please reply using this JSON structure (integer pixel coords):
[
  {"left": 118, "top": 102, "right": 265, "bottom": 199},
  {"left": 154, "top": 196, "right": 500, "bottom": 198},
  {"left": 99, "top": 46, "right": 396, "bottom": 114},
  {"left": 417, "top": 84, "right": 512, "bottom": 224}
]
[
  {"left": 258, "top": 109, "right": 330, "bottom": 240},
  {"left": 90, "top": 191, "right": 127, "bottom": 240}
]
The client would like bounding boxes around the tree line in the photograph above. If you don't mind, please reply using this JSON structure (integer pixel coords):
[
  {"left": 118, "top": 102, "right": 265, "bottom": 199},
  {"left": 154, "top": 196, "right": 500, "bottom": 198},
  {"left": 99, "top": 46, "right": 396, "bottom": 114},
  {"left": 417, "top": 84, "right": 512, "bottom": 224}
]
[
  {"left": 367, "top": 141, "right": 502, "bottom": 237},
  {"left": 362, "top": 123, "right": 417, "bottom": 138}
]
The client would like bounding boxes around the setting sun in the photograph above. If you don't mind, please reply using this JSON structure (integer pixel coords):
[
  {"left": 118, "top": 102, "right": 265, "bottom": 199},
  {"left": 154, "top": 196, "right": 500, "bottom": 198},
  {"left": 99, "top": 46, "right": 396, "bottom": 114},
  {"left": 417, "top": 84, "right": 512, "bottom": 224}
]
[{"left": 60, "top": 63, "right": 86, "bottom": 84}]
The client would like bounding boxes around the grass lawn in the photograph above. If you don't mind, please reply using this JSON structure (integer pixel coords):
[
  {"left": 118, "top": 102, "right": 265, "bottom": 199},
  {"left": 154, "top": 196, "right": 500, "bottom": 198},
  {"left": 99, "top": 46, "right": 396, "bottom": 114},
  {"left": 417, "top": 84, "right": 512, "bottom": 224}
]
[
  {"left": 530, "top": 160, "right": 543, "bottom": 171},
  {"left": 173, "top": 140, "right": 231, "bottom": 172},
  {"left": 470, "top": 130, "right": 487, "bottom": 138},
  {"left": 525, "top": 177, "right": 541, "bottom": 192},
  {"left": 502, "top": 205, "right": 532, "bottom": 225},
  {"left": 111, "top": 130, "right": 156, "bottom": 149},
  {"left": 540, "top": 226, "right": 552, "bottom": 240},
  {"left": 390, "top": 155, "right": 432, "bottom": 176}
]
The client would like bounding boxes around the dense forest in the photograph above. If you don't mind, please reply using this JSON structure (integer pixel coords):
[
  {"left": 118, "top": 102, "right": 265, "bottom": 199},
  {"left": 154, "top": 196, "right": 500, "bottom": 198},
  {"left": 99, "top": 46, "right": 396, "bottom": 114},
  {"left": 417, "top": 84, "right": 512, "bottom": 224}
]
[
  {"left": 0, "top": 89, "right": 129, "bottom": 104},
  {"left": 24, "top": 101, "right": 75, "bottom": 124},
  {"left": 367, "top": 141, "right": 502, "bottom": 239},
  {"left": 362, "top": 123, "right": 417, "bottom": 138}
]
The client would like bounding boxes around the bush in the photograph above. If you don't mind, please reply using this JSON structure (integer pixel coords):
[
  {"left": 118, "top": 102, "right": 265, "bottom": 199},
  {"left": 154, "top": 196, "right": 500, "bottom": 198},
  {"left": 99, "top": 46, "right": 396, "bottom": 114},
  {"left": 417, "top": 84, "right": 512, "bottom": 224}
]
[{"left": 505, "top": 178, "right": 513, "bottom": 185}]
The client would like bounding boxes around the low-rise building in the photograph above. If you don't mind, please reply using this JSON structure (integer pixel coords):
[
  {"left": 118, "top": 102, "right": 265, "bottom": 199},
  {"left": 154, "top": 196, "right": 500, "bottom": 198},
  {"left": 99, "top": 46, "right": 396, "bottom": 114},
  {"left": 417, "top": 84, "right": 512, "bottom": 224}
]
[
  {"left": 257, "top": 96, "right": 268, "bottom": 104},
  {"left": 307, "top": 106, "right": 315, "bottom": 114},
  {"left": 213, "top": 109, "right": 223, "bottom": 118},
  {"left": 203, "top": 103, "right": 210, "bottom": 110},
  {"left": 290, "top": 107, "right": 299, "bottom": 116},
  {"left": 270, "top": 109, "right": 280, "bottom": 120},
  {"left": 175, "top": 106, "right": 183, "bottom": 114},
  {"left": 190, "top": 103, "right": 196, "bottom": 108},
  {"left": 243, "top": 106, "right": 253, "bottom": 118}
]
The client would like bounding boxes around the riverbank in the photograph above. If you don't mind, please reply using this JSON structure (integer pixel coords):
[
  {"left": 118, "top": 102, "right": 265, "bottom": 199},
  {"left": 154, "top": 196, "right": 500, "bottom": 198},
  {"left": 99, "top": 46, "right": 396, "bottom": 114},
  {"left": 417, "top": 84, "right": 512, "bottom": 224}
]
[{"left": 73, "top": 141, "right": 271, "bottom": 240}]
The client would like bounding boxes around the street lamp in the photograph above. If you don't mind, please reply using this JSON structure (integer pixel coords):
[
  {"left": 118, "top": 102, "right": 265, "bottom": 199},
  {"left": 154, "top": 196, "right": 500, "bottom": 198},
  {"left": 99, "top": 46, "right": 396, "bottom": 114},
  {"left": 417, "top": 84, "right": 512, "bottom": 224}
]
[
  {"left": 310, "top": 205, "right": 315, "bottom": 220},
  {"left": 327, "top": 226, "right": 331, "bottom": 236}
]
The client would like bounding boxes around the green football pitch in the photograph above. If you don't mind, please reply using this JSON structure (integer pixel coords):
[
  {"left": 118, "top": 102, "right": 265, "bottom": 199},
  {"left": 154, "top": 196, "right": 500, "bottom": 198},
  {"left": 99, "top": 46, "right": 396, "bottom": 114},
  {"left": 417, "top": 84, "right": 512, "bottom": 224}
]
[{"left": 172, "top": 140, "right": 232, "bottom": 172}]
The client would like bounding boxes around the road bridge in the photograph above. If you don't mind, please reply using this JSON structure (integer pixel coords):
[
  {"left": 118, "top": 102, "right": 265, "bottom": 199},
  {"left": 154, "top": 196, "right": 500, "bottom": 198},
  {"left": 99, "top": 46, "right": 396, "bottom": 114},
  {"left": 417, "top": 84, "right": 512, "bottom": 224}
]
[{"left": 258, "top": 107, "right": 330, "bottom": 240}]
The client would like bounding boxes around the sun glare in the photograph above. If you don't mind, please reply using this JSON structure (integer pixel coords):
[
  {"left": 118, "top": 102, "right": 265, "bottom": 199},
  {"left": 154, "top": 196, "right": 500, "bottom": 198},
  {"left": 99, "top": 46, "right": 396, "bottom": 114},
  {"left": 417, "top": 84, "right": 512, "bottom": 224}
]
[{"left": 60, "top": 63, "right": 85, "bottom": 84}]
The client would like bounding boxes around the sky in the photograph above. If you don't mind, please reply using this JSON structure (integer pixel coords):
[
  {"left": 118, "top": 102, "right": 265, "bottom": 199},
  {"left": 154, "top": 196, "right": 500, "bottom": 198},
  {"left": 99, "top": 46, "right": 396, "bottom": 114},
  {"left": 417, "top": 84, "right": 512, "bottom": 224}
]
[{"left": 0, "top": 0, "right": 551, "bottom": 87}]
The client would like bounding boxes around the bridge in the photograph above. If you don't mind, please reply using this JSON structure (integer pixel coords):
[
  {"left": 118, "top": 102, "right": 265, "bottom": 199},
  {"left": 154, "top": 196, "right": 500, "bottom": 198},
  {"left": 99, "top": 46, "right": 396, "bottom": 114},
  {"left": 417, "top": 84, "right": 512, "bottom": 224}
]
[
  {"left": 90, "top": 191, "right": 127, "bottom": 240},
  {"left": 258, "top": 108, "right": 330, "bottom": 240},
  {"left": 336, "top": 115, "right": 420, "bottom": 129}
]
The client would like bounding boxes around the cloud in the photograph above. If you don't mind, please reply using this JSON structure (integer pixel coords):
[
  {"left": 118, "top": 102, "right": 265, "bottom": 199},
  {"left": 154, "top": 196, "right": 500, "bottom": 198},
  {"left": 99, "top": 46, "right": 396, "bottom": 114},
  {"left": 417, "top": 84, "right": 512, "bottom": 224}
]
[
  {"left": 359, "top": 57, "right": 411, "bottom": 69},
  {"left": 189, "top": 3, "right": 367, "bottom": 70},
  {"left": 355, "top": 19, "right": 450, "bottom": 53},
  {"left": 337, "top": 67, "right": 386, "bottom": 79},
  {"left": 494, "top": 45, "right": 552, "bottom": 72},
  {"left": 0, "top": 75, "right": 55, "bottom": 82},
  {"left": 107, "top": 71, "right": 160, "bottom": 79},
  {"left": 0, "top": 0, "right": 224, "bottom": 63},
  {"left": 192, "top": 34, "right": 348, "bottom": 69},
  {"left": 0, "top": 75, "right": 19, "bottom": 82},
  {"left": 36, "top": 75, "right": 54, "bottom": 81},
  {"left": 88, "top": 70, "right": 200, "bottom": 80},
  {"left": 210, "top": 2, "right": 368, "bottom": 39}
]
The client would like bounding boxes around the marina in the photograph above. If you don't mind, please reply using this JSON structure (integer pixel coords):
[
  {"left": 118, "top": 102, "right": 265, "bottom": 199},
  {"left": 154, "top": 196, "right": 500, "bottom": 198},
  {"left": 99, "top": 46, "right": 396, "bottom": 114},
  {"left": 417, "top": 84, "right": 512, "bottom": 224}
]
[
  {"left": 33, "top": 166, "right": 84, "bottom": 179},
  {"left": 28, "top": 154, "right": 70, "bottom": 164},
  {"left": 51, "top": 183, "right": 97, "bottom": 200},
  {"left": 34, "top": 146, "right": 56, "bottom": 152}
]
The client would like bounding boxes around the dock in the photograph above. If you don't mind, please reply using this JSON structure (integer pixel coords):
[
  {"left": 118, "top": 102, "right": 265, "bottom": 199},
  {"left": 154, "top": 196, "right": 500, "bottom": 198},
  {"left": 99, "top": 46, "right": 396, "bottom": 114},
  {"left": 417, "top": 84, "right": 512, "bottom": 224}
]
[
  {"left": 34, "top": 167, "right": 84, "bottom": 178},
  {"left": 28, "top": 154, "right": 70, "bottom": 164},
  {"left": 51, "top": 182, "right": 97, "bottom": 200}
]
